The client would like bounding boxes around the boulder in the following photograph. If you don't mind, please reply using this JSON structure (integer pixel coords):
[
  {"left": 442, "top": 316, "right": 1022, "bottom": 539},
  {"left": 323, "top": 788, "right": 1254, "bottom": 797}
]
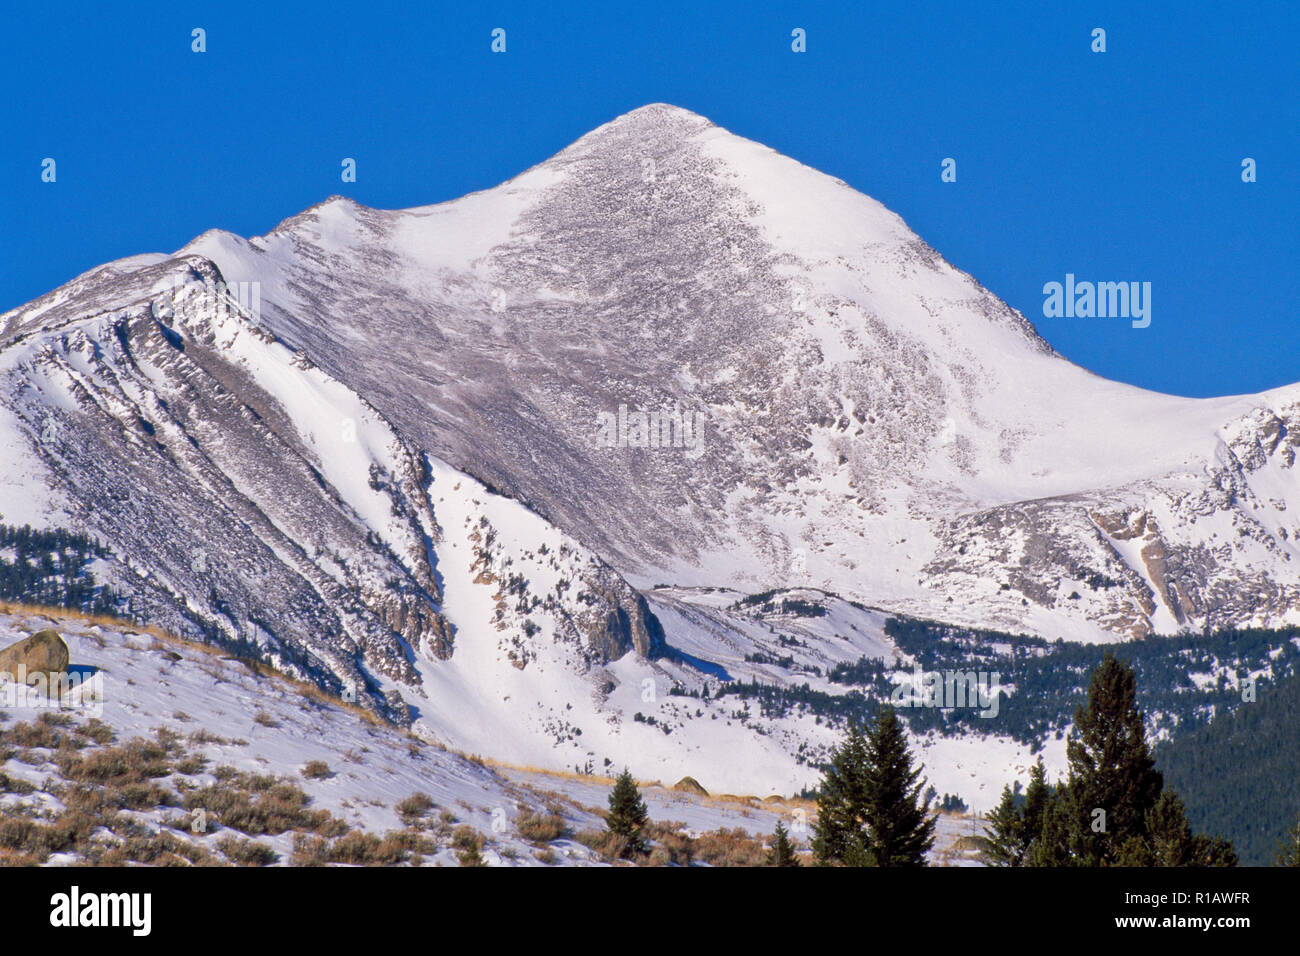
[{"left": 0, "top": 629, "right": 70, "bottom": 683}]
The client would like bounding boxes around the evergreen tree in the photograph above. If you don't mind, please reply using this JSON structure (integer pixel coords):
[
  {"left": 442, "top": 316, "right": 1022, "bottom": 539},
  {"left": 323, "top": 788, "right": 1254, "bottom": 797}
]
[
  {"left": 811, "top": 721, "right": 871, "bottom": 865},
  {"left": 1145, "top": 790, "right": 1198, "bottom": 866},
  {"left": 812, "top": 708, "right": 936, "bottom": 866},
  {"left": 1276, "top": 816, "right": 1300, "bottom": 867},
  {"left": 767, "top": 821, "right": 800, "bottom": 866},
  {"left": 1195, "top": 835, "right": 1239, "bottom": 867},
  {"left": 862, "top": 705, "right": 935, "bottom": 867},
  {"left": 1030, "top": 785, "right": 1077, "bottom": 866},
  {"left": 1022, "top": 758, "right": 1050, "bottom": 846},
  {"left": 982, "top": 784, "right": 1024, "bottom": 866},
  {"left": 983, "top": 758, "right": 1051, "bottom": 866},
  {"left": 1019, "top": 655, "right": 1236, "bottom": 867},
  {"left": 605, "top": 768, "right": 649, "bottom": 858},
  {"left": 1061, "top": 653, "right": 1165, "bottom": 865}
]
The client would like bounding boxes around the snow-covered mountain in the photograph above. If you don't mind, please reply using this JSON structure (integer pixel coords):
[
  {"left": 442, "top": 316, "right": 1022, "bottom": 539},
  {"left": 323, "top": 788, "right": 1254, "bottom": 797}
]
[
  {"left": 2, "top": 103, "right": 1297, "bottom": 799},
  {"left": 175, "top": 103, "right": 1300, "bottom": 641}
]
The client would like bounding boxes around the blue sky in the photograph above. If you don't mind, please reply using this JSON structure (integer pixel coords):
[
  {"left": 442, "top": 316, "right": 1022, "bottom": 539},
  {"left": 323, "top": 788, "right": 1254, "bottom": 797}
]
[{"left": 3, "top": 0, "right": 1295, "bottom": 397}]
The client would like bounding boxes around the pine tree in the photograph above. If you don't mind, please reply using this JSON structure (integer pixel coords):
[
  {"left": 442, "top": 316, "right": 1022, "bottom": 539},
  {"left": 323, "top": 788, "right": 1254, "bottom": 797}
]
[
  {"left": 811, "top": 721, "right": 871, "bottom": 865},
  {"left": 605, "top": 768, "right": 649, "bottom": 858},
  {"left": 1020, "top": 656, "right": 1237, "bottom": 867},
  {"left": 1275, "top": 816, "right": 1300, "bottom": 867},
  {"left": 983, "top": 784, "right": 1025, "bottom": 866},
  {"left": 1145, "top": 790, "right": 1198, "bottom": 866},
  {"left": 1022, "top": 758, "right": 1050, "bottom": 847},
  {"left": 1030, "top": 784, "right": 1077, "bottom": 866},
  {"left": 812, "top": 708, "right": 936, "bottom": 866},
  {"left": 862, "top": 705, "right": 935, "bottom": 867},
  {"left": 983, "top": 759, "right": 1051, "bottom": 866},
  {"left": 1060, "top": 653, "right": 1164, "bottom": 865},
  {"left": 767, "top": 821, "right": 799, "bottom": 866}
]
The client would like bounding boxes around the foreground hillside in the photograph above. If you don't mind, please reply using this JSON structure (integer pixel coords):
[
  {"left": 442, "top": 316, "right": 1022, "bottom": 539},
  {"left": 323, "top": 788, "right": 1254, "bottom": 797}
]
[{"left": 0, "top": 605, "right": 977, "bottom": 865}]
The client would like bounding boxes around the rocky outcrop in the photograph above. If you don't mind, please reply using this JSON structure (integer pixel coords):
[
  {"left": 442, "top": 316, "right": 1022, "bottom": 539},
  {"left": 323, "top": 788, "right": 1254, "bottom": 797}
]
[
  {"left": 575, "top": 569, "right": 666, "bottom": 661},
  {"left": 673, "top": 775, "right": 709, "bottom": 796},
  {"left": 0, "top": 629, "right": 70, "bottom": 683}
]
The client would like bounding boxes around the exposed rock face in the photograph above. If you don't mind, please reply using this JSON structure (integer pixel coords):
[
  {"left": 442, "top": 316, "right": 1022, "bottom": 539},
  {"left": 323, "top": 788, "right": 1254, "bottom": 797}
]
[
  {"left": 917, "top": 401, "right": 1300, "bottom": 638},
  {"left": 0, "top": 254, "right": 661, "bottom": 719},
  {"left": 0, "top": 630, "right": 70, "bottom": 682},
  {"left": 1091, "top": 509, "right": 1195, "bottom": 626},
  {"left": 673, "top": 775, "right": 709, "bottom": 796},
  {"left": 575, "top": 571, "right": 666, "bottom": 661}
]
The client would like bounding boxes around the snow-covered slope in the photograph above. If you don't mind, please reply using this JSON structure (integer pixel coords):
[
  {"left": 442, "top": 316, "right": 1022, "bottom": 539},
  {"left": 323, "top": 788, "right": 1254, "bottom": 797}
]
[{"left": 0, "top": 607, "right": 977, "bottom": 864}]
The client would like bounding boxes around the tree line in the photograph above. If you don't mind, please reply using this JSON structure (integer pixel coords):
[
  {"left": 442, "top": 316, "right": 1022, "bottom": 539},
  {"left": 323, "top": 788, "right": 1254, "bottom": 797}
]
[
  {"left": 598, "top": 654, "right": 1300, "bottom": 866},
  {"left": 0, "top": 522, "right": 121, "bottom": 614}
]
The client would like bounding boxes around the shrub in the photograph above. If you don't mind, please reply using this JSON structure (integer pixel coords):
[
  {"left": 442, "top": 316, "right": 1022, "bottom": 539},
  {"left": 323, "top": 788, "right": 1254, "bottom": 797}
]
[
  {"left": 694, "top": 827, "right": 768, "bottom": 867},
  {"left": 289, "top": 829, "right": 419, "bottom": 866},
  {"left": 3, "top": 720, "right": 64, "bottom": 749},
  {"left": 301, "top": 760, "right": 332, "bottom": 780},
  {"left": 517, "top": 810, "right": 567, "bottom": 844},
  {"left": 55, "top": 737, "right": 173, "bottom": 787},
  {"left": 79, "top": 719, "right": 115, "bottom": 745},
  {"left": 181, "top": 773, "right": 346, "bottom": 837},
  {"left": 397, "top": 792, "right": 435, "bottom": 825},
  {"left": 573, "top": 828, "right": 627, "bottom": 861},
  {"left": 457, "top": 843, "right": 485, "bottom": 866},
  {"left": 451, "top": 825, "right": 483, "bottom": 851},
  {"left": 217, "top": 836, "right": 280, "bottom": 866},
  {"left": 645, "top": 822, "right": 695, "bottom": 866},
  {"left": 0, "top": 772, "right": 35, "bottom": 795},
  {"left": 116, "top": 780, "right": 178, "bottom": 811},
  {"left": 324, "top": 831, "right": 386, "bottom": 865},
  {"left": 290, "top": 834, "right": 331, "bottom": 866},
  {"left": 173, "top": 754, "right": 208, "bottom": 775}
]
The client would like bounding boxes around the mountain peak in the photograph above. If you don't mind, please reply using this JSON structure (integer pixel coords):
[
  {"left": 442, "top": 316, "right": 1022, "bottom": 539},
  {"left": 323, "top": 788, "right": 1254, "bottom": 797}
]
[
  {"left": 607, "top": 102, "right": 715, "bottom": 127},
  {"left": 552, "top": 102, "right": 720, "bottom": 165}
]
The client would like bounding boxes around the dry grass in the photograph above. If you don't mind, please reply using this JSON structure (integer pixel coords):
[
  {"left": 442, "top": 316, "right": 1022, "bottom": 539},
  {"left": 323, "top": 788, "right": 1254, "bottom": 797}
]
[
  {"left": 396, "top": 792, "right": 435, "bottom": 825},
  {"left": 215, "top": 835, "right": 280, "bottom": 866},
  {"left": 0, "top": 602, "right": 384, "bottom": 728},
  {"left": 516, "top": 809, "right": 568, "bottom": 844},
  {"left": 477, "top": 756, "right": 815, "bottom": 816},
  {"left": 180, "top": 771, "right": 347, "bottom": 838}
]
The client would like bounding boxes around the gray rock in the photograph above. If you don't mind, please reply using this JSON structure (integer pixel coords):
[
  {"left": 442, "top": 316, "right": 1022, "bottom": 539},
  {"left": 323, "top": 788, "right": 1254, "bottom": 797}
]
[{"left": 0, "top": 629, "right": 70, "bottom": 683}]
